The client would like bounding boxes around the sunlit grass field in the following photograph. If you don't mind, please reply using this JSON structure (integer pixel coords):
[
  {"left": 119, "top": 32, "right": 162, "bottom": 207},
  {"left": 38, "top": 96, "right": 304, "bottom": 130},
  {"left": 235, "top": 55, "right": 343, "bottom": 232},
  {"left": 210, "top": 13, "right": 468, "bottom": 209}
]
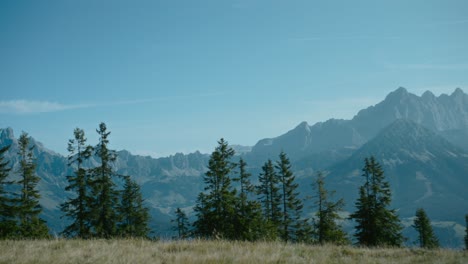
[{"left": 1, "top": 239, "right": 467, "bottom": 264}]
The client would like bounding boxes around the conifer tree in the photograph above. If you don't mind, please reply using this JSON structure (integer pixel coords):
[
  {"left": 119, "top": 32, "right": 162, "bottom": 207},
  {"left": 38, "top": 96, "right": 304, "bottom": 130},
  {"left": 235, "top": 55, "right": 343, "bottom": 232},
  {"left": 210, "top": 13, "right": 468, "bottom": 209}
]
[
  {"left": 276, "top": 152, "right": 306, "bottom": 242},
  {"left": 193, "top": 139, "right": 238, "bottom": 239},
  {"left": 312, "top": 171, "right": 348, "bottom": 245},
  {"left": 117, "top": 176, "right": 150, "bottom": 238},
  {"left": 0, "top": 145, "right": 17, "bottom": 238},
  {"left": 172, "top": 207, "right": 190, "bottom": 239},
  {"left": 193, "top": 193, "right": 211, "bottom": 237},
  {"left": 257, "top": 159, "right": 281, "bottom": 237},
  {"left": 89, "top": 123, "right": 119, "bottom": 238},
  {"left": 233, "top": 158, "right": 266, "bottom": 241},
  {"left": 60, "top": 128, "right": 93, "bottom": 238},
  {"left": 16, "top": 132, "right": 49, "bottom": 238},
  {"left": 412, "top": 208, "right": 439, "bottom": 249},
  {"left": 234, "top": 158, "right": 253, "bottom": 217},
  {"left": 350, "top": 156, "right": 403, "bottom": 247}
]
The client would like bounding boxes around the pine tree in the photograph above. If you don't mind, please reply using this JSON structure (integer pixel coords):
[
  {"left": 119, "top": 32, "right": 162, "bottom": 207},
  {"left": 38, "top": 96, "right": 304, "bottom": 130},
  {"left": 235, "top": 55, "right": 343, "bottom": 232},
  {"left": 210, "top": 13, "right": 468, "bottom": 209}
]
[
  {"left": 16, "top": 132, "right": 49, "bottom": 238},
  {"left": 257, "top": 159, "right": 281, "bottom": 238},
  {"left": 193, "top": 193, "right": 211, "bottom": 237},
  {"left": 193, "top": 139, "right": 238, "bottom": 239},
  {"left": 312, "top": 171, "right": 348, "bottom": 245},
  {"left": 89, "top": 123, "right": 119, "bottom": 238},
  {"left": 350, "top": 156, "right": 403, "bottom": 247},
  {"left": 60, "top": 128, "right": 93, "bottom": 238},
  {"left": 234, "top": 158, "right": 253, "bottom": 217},
  {"left": 412, "top": 208, "right": 439, "bottom": 249},
  {"left": 276, "top": 151, "right": 307, "bottom": 242},
  {"left": 172, "top": 207, "right": 190, "bottom": 239},
  {"left": 117, "top": 176, "right": 150, "bottom": 238},
  {"left": 0, "top": 145, "right": 17, "bottom": 238},
  {"left": 233, "top": 158, "right": 266, "bottom": 241}
]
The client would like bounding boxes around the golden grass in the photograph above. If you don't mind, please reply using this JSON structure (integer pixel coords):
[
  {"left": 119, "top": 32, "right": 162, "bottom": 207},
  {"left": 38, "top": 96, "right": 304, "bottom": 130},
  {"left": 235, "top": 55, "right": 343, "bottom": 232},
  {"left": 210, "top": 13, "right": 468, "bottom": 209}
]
[{"left": 0, "top": 239, "right": 467, "bottom": 264}]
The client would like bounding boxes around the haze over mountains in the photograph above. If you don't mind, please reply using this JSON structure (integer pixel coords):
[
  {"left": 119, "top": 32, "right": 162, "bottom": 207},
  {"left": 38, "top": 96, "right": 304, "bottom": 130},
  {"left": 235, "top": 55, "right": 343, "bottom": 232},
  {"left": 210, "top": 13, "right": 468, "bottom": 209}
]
[{"left": 0, "top": 87, "right": 467, "bottom": 247}]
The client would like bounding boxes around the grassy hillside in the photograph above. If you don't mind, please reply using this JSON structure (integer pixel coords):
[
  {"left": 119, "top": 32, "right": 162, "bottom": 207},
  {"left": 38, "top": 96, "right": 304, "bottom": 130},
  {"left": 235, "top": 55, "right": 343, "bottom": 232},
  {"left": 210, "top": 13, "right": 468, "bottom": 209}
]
[{"left": 1, "top": 239, "right": 467, "bottom": 264}]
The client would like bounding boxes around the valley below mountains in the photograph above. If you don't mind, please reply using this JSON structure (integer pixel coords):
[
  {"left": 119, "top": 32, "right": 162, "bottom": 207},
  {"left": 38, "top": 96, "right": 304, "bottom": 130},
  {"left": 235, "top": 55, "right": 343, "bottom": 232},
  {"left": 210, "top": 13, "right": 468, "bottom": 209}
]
[{"left": 1, "top": 87, "right": 467, "bottom": 247}]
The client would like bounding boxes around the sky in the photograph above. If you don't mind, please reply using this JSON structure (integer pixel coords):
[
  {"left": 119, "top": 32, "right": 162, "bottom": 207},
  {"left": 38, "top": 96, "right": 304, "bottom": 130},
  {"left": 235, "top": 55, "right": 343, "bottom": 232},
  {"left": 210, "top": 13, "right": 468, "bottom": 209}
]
[{"left": 1, "top": 0, "right": 468, "bottom": 157}]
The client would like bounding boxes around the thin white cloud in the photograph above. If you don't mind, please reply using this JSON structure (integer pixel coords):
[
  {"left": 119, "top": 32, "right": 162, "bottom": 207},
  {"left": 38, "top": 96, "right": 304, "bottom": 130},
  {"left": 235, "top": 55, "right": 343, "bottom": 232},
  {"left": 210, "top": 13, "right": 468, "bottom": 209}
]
[
  {"left": 0, "top": 92, "right": 225, "bottom": 114},
  {"left": 0, "top": 100, "right": 90, "bottom": 114},
  {"left": 0, "top": 98, "right": 166, "bottom": 114},
  {"left": 0, "top": 98, "right": 161, "bottom": 114}
]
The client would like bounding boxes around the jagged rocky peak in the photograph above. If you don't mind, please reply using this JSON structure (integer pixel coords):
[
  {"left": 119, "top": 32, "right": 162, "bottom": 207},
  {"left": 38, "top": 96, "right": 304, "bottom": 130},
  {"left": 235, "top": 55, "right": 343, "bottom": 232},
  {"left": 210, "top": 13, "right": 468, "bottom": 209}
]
[
  {"left": 295, "top": 121, "right": 310, "bottom": 131},
  {"left": 0, "top": 127, "right": 15, "bottom": 140},
  {"left": 352, "top": 119, "right": 442, "bottom": 161},
  {"left": 451, "top": 87, "right": 465, "bottom": 97},
  {"left": 0, "top": 127, "right": 15, "bottom": 147},
  {"left": 380, "top": 87, "right": 415, "bottom": 106},
  {"left": 395, "top": 86, "right": 408, "bottom": 94},
  {"left": 422, "top": 90, "right": 435, "bottom": 100},
  {"left": 387, "top": 86, "right": 408, "bottom": 98}
]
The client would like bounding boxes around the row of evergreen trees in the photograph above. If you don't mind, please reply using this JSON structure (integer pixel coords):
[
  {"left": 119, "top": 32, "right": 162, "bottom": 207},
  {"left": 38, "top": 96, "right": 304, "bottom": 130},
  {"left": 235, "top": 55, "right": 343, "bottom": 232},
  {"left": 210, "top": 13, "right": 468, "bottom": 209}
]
[
  {"left": 0, "top": 123, "right": 150, "bottom": 239},
  {"left": 173, "top": 139, "right": 463, "bottom": 248},
  {"left": 61, "top": 123, "right": 150, "bottom": 238},
  {"left": 0, "top": 129, "right": 467, "bottom": 248}
]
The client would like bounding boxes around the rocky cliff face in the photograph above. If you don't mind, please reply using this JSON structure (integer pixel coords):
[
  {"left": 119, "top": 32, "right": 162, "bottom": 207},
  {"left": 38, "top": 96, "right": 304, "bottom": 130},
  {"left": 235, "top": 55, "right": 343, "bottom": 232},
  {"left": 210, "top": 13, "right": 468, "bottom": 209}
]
[
  {"left": 249, "top": 88, "right": 468, "bottom": 164},
  {"left": 324, "top": 119, "right": 468, "bottom": 218},
  {"left": 352, "top": 87, "right": 468, "bottom": 143}
]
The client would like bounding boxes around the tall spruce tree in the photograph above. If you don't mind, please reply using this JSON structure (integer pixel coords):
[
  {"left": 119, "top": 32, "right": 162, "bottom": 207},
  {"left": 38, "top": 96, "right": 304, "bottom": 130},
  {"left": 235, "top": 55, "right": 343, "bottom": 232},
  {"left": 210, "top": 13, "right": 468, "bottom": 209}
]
[
  {"left": 234, "top": 158, "right": 253, "bottom": 217},
  {"left": 117, "top": 176, "right": 150, "bottom": 238},
  {"left": 276, "top": 152, "right": 306, "bottom": 242},
  {"left": 16, "top": 132, "right": 49, "bottom": 238},
  {"left": 412, "top": 208, "right": 439, "bottom": 249},
  {"left": 60, "top": 128, "right": 93, "bottom": 238},
  {"left": 0, "top": 145, "right": 17, "bottom": 238},
  {"left": 233, "top": 158, "right": 265, "bottom": 241},
  {"left": 350, "top": 156, "right": 403, "bottom": 247},
  {"left": 172, "top": 207, "right": 190, "bottom": 239},
  {"left": 193, "top": 193, "right": 211, "bottom": 237},
  {"left": 257, "top": 159, "right": 281, "bottom": 238},
  {"left": 89, "top": 123, "right": 119, "bottom": 238},
  {"left": 193, "top": 139, "right": 237, "bottom": 239},
  {"left": 312, "top": 171, "right": 348, "bottom": 245}
]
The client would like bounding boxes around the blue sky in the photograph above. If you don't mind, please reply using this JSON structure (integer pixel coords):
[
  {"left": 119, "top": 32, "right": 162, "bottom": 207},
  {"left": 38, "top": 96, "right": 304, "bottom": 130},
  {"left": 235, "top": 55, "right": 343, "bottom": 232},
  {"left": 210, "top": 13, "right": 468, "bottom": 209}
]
[{"left": 1, "top": 0, "right": 468, "bottom": 157}]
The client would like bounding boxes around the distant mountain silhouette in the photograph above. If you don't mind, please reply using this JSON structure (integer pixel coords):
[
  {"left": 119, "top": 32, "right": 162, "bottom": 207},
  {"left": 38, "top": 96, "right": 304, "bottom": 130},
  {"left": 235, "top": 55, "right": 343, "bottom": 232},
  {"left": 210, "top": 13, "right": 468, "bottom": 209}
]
[{"left": 249, "top": 87, "right": 468, "bottom": 163}]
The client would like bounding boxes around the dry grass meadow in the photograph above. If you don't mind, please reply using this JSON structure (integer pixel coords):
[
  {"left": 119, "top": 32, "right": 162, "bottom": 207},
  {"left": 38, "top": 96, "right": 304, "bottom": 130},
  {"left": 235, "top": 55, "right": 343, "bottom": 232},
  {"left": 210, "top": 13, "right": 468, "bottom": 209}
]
[{"left": 0, "top": 239, "right": 467, "bottom": 264}]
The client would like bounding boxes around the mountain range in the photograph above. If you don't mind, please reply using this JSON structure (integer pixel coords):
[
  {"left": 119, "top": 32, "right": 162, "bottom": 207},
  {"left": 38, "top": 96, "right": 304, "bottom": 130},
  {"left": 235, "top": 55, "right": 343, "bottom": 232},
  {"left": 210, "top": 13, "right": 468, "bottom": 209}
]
[{"left": 1, "top": 87, "right": 467, "bottom": 247}]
